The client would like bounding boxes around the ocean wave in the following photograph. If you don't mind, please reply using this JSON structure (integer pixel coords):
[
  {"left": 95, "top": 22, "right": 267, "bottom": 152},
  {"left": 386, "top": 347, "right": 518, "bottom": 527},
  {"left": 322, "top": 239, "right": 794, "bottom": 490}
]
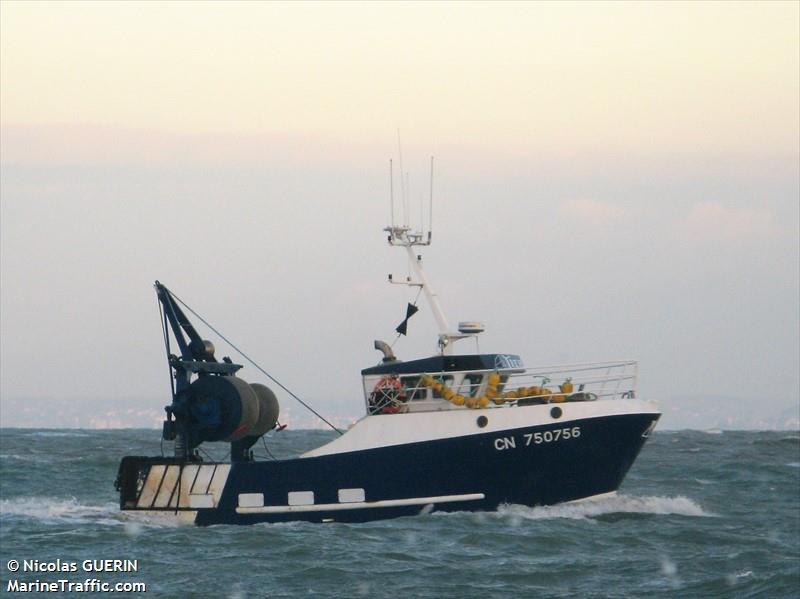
[
  {"left": 0, "top": 496, "right": 120, "bottom": 524},
  {"left": 0, "top": 453, "right": 88, "bottom": 463},
  {"left": 25, "top": 431, "right": 92, "bottom": 438},
  {"left": 0, "top": 453, "right": 40, "bottom": 462},
  {"left": 0, "top": 496, "right": 181, "bottom": 529},
  {"left": 488, "top": 494, "right": 714, "bottom": 521},
  {"left": 725, "top": 570, "right": 754, "bottom": 586}
]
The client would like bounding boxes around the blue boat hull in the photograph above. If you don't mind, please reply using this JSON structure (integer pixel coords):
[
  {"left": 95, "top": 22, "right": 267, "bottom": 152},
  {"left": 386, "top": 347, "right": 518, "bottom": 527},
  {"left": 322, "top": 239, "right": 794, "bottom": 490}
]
[{"left": 115, "top": 411, "right": 658, "bottom": 525}]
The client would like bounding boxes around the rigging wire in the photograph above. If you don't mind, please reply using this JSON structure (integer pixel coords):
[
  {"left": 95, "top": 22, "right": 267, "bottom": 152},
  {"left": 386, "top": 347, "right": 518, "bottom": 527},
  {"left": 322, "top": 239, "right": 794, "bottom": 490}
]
[
  {"left": 165, "top": 287, "right": 343, "bottom": 435},
  {"left": 157, "top": 297, "right": 176, "bottom": 400},
  {"left": 157, "top": 296, "right": 172, "bottom": 460},
  {"left": 390, "top": 286, "right": 423, "bottom": 349},
  {"left": 197, "top": 445, "right": 230, "bottom": 463},
  {"left": 261, "top": 436, "right": 278, "bottom": 461}
]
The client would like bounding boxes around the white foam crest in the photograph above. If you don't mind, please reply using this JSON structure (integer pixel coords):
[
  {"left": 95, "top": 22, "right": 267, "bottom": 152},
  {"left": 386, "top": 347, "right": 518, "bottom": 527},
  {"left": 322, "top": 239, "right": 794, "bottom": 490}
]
[
  {"left": 0, "top": 454, "right": 39, "bottom": 462},
  {"left": 0, "top": 496, "right": 182, "bottom": 528},
  {"left": 659, "top": 556, "right": 682, "bottom": 589},
  {"left": 725, "top": 570, "right": 754, "bottom": 586},
  {"left": 0, "top": 496, "right": 119, "bottom": 524},
  {"left": 492, "top": 494, "right": 714, "bottom": 521},
  {"left": 27, "top": 431, "right": 91, "bottom": 438}
]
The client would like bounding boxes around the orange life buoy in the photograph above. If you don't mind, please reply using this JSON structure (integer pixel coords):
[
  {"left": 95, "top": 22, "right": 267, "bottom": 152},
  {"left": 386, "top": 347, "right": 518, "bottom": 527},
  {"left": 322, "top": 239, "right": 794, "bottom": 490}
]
[{"left": 369, "top": 376, "right": 406, "bottom": 414}]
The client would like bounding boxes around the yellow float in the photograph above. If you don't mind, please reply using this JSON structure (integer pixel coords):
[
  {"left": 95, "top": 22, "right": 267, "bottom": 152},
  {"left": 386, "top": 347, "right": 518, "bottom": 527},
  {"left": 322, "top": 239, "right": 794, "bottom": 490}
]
[{"left": 417, "top": 373, "right": 577, "bottom": 409}]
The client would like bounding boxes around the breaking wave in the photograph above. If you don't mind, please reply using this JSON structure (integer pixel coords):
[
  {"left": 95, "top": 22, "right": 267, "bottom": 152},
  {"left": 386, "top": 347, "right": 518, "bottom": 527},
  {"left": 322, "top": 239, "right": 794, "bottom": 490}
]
[
  {"left": 26, "top": 431, "right": 92, "bottom": 438},
  {"left": 0, "top": 496, "right": 119, "bottom": 524},
  {"left": 0, "top": 496, "right": 181, "bottom": 528},
  {"left": 490, "top": 494, "right": 714, "bottom": 521},
  {"left": 0, "top": 453, "right": 40, "bottom": 462}
]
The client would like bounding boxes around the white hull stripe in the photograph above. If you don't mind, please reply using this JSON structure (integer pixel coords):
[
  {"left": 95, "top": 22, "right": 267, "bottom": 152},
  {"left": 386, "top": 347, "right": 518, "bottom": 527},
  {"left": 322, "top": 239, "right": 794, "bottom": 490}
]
[
  {"left": 235, "top": 492, "right": 485, "bottom": 514},
  {"left": 302, "top": 398, "right": 660, "bottom": 458}
]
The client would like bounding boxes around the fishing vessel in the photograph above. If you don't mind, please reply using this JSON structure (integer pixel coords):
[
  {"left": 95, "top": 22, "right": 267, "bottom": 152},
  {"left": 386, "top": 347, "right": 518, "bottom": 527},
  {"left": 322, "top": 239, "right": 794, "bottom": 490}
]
[{"left": 116, "top": 177, "right": 660, "bottom": 526}]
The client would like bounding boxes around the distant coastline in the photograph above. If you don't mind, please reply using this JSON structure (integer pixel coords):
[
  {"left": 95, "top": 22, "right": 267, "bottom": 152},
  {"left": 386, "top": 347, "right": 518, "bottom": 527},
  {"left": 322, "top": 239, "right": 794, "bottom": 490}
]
[{"left": 1, "top": 394, "right": 797, "bottom": 431}]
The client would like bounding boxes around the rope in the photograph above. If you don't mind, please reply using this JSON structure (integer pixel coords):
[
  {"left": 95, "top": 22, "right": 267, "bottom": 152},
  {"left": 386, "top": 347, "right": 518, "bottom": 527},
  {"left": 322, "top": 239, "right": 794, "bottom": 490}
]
[
  {"left": 198, "top": 445, "right": 229, "bottom": 463},
  {"left": 165, "top": 286, "right": 343, "bottom": 435},
  {"left": 412, "top": 286, "right": 423, "bottom": 308},
  {"left": 261, "top": 436, "right": 278, "bottom": 461},
  {"left": 390, "top": 286, "right": 423, "bottom": 349}
]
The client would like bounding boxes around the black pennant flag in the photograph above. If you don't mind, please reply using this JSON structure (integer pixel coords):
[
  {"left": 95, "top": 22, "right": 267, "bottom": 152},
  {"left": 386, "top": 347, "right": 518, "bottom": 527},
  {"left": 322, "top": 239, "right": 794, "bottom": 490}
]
[{"left": 395, "top": 303, "right": 419, "bottom": 335}]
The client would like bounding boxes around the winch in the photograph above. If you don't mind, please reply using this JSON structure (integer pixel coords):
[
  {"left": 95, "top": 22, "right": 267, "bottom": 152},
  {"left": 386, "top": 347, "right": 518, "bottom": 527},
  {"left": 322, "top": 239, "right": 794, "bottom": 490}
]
[{"left": 155, "top": 281, "right": 279, "bottom": 462}]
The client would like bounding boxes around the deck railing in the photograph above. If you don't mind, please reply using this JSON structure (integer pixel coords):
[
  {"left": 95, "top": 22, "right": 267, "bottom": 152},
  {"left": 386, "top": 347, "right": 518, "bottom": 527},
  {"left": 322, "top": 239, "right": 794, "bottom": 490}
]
[{"left": 363, "top": 360, "right": 638, "bottom": 414}]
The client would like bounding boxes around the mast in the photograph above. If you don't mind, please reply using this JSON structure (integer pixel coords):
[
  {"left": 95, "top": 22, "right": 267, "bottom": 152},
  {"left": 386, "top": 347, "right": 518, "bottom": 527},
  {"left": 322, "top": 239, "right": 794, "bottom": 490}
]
[
  {"left": 385, "top": 224, "right": 446, "bottom": 327},
  {"left": 385, "top": 224, "right": 472, "bottom": 355},
  {"left": 384, "top": 155, "right": 480, "bottom": 355},
  {"left": 405, "top": 245, "right": 448, "bottom": 335}
]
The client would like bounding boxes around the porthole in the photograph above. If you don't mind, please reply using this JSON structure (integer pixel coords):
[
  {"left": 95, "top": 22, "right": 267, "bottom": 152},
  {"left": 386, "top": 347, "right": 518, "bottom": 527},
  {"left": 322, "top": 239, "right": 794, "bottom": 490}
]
[
  {"left": 476, "top": 415, "right": 488, "bottom": 428},
  {"left": 550, "top": 406, "right": 563, "bottom": 419}
]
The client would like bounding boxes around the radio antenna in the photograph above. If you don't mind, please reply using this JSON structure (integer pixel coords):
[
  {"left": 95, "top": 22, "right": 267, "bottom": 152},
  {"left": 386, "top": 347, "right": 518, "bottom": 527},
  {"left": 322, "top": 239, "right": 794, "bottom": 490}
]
[
  {"left": 397, "top": 130, "right": 407, "bottom": 226},
  {"left": 389, "top": 159, "right": 395, "bottom": 228},
  {"left": 428, "top": 156, "right": 434, "bottom": 242},
  {"left": 419, "top": 192, "right": 424, "bottom": 235},
  {"left": 405, "top": 172, "right": 410, "bottom": 228}
]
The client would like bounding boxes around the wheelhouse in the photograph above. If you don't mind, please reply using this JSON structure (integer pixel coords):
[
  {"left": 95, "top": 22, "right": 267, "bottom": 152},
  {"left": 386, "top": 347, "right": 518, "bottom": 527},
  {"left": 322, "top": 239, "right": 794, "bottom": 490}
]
[{"left": 361, "top": 355, "right": 638, "bottom": 415}]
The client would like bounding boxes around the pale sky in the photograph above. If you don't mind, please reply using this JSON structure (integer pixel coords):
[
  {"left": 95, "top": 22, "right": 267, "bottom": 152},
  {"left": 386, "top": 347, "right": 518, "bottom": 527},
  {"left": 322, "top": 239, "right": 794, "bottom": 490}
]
[{"left": 1, "top": 1, "right": 798, "bottom": 428}]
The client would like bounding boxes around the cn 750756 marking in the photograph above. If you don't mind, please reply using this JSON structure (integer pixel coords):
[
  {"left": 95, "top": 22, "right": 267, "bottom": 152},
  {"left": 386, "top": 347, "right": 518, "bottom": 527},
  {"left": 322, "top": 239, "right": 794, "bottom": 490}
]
[{"left": 493, "top": 426, "right": 582, "bottom": 451}]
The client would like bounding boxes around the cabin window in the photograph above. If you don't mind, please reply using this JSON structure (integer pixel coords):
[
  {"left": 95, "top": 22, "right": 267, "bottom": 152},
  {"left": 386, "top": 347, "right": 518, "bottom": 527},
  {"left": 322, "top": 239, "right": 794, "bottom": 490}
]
[
  {"left": 497, "top": 374, "right": 509, "bottom": 393},
  {"left": 459, "top": 373, "right": 484, "bottom": 397},
  {"left": 400, "top": 376, "right": 427, "bottom": 400},
  {"left": 431, "top": 375, "right": 454, "bottom": 399}
]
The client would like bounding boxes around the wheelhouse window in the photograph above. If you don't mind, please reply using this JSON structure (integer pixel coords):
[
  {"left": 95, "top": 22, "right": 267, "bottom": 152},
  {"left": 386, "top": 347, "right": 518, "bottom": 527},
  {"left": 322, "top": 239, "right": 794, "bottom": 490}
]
[
  {"left": 400, "top": 376, "right": 427, "bottom": 400},
  {"left": 430, "top": 375, "right": 454, "bottom": 399},
  {"left": 458, "top": 373, "right": 484, "bottom": 397}
]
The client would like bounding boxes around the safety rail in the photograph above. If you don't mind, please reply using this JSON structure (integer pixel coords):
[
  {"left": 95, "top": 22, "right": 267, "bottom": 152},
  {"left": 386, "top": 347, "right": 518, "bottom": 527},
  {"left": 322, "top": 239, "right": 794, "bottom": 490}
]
[{"left": 363, "top": 360, "right": 638, "bottom": 414}]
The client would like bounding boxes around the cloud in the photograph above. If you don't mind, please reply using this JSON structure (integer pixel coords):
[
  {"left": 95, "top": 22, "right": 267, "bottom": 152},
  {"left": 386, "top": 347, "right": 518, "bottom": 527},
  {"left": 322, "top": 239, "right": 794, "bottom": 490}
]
[
  {"left": 684, "top": 202, "right": 778, "bottom": 239},
  {"left": 560, "top": 199, "right": 627, "bottom": 226},
  {"left": 0, "top": 124, "right": 378, "bottom": 169}
]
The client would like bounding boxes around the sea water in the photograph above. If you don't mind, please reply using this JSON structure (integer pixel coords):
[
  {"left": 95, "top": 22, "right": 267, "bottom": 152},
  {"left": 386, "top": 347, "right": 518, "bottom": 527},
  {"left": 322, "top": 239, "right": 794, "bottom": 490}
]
[{"left": 1, "top": 429, "right": 798, "bottom": 598}]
